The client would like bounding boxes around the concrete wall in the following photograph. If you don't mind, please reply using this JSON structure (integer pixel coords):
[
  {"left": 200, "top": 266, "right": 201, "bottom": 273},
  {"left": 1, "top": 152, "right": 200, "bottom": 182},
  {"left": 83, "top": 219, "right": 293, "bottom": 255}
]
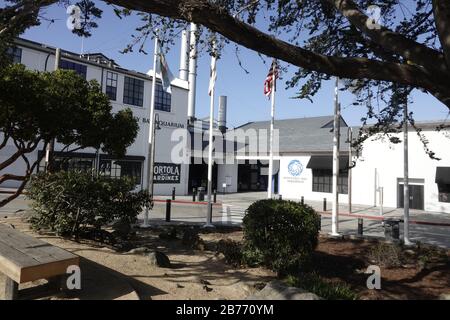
[
  {"left": 278, "top": 129, "right": 450, "bottom": 214},
  {"left": 351, "top": 129, "right": 450, "bottom": 213},
  {"left": 217, "top": 163, "right": 238, "bottom": 193}
]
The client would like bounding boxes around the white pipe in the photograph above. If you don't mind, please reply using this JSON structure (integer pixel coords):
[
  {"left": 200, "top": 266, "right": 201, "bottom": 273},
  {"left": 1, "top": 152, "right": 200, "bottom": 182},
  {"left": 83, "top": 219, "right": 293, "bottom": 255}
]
[
  {"left": 187, "top": 23, "right": 198, "bottom": 122},
  {"left": 179, "top": 30, "right": 189, "bottom": 81},
  {"left": 331, "top": 77, "right": 340, "bottom": 236}
]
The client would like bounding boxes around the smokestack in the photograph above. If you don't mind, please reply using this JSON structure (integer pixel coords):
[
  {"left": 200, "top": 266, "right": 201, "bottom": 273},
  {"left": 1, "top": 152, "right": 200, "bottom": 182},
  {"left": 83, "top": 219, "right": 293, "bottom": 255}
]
[
  {"left": 187, "top": 23, "right": 198, "bottom": 124},
  {"left": 218, "top": 96, "right": 227, "bottom": 134},
  {"left": 179, "top": 30, "right": 189, "bottom": 81}
]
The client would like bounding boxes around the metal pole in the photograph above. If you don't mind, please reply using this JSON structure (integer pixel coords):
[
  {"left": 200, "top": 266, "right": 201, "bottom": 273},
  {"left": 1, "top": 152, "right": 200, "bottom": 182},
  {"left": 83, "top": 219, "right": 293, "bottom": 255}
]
[
  {"left": 403, "top": 96, "right": 411, "bottom": 245},
  {"left": 205, "top": 44, "right": 217, "bottom": 228},
  {"left": 45, "top": 48, "right": 61, "bottom": 172},
  {"left": 267, "top": 61, "right": 276, "bottom": 199},
  {"left": 348, "top": 127, "right": 353, "bottom": 214},
  {"left": 142, "top": 36, "right": 159, "bottom": 228},
  {"left": 166, "top": 199, "right": 171, "bottom": 222},
  {"left": 331, "top": 77, "right": 340, "bottom": 236}
]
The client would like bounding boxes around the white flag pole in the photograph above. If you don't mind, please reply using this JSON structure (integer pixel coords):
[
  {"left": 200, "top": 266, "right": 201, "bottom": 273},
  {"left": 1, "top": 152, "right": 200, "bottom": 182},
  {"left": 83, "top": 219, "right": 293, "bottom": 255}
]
[
  {"left": 331, "top": 77, "right": 341, "bottom": 236},
  {"left": 403, "top": 92, "right": 412, "bottom": 245},
  {"left": 205, "top": 44, "right": 217, "bottom": 228},
  {"left": 142, "top": 35, "right": 159, "bottom": 228},
  {"left": 267, "top": 61, "right": 276, "bottom": 199}
]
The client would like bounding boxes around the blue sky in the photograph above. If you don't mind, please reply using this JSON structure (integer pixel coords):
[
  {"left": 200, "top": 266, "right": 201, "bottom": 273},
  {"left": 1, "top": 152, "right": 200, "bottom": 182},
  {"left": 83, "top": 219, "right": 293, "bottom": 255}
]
[{"left": 14, "top": 1, "right": 450, "bottom": 128}]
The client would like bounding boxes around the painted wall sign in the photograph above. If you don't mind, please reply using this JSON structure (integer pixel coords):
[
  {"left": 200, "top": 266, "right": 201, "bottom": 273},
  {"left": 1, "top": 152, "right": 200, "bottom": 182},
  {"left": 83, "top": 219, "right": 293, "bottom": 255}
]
[
  {"left": 282, "top": 159, "right": 307, "bottom": 184},
  {"left": 154, "top": 162, "right": 181, "bottom": 184}
]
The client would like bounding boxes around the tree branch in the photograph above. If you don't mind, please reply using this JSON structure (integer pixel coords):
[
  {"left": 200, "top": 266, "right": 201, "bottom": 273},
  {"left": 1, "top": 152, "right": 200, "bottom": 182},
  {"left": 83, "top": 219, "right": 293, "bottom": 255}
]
[
  {"left": 433, "top": 0, "right": 450, "bottom": 68},
  {"left": 0, "top": 146, "right": 45, "bottom": 208},
  {"left": 329, "top": 0, "right": 448, "bottom": 75},
  {"left": 106, "top": 0, "right": 450, "bottom": 108}
]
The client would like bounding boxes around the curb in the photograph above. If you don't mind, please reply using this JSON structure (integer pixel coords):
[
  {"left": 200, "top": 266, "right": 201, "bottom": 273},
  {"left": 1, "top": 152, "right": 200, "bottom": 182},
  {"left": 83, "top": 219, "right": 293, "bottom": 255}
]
[{"left": 319, "top": 211, "right": 450, "bottom": 227}]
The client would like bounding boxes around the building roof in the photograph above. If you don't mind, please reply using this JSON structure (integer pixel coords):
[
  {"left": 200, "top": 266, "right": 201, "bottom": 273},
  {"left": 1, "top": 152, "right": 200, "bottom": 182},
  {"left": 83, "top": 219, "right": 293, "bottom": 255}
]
[{"left": 233, "top": 115, "right": 350, "bottom": 154}]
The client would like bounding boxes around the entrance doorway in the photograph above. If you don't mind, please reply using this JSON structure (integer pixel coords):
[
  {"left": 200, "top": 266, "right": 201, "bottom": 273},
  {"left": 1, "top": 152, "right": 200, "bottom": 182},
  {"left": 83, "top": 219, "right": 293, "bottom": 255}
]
[
  {"left": 398, "top": 183, "right": 424, "bottom": 210},
  {"left": 188, "top": 158, "right": 218, "bottom": 194},
  {"left": 238, "top": 160, "right": 279, "bottom": 193}
]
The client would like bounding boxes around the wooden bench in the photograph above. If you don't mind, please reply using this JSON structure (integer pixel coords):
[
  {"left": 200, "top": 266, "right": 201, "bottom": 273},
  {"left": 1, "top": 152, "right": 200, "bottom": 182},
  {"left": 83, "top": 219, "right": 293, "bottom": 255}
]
[{"left": 0, "top": 224, "right": 79, "bottom": 300}]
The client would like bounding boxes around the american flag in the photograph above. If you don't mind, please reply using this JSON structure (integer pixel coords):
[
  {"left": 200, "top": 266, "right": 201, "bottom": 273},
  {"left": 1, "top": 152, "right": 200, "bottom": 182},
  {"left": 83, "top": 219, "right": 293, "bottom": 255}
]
[{"left": 264, "top": 59, "right": 278, "bottom": 97}]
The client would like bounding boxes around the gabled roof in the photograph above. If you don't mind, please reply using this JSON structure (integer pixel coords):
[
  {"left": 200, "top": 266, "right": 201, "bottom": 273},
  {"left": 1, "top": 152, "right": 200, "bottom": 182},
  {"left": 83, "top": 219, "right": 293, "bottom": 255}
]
[{"left": 233, "top": 115, "right": 350, "bottom": 154}]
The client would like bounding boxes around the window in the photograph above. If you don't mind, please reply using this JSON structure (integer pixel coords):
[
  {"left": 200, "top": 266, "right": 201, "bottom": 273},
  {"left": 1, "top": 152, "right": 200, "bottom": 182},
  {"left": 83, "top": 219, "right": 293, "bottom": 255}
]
[
  {"left": 100, "top": 160, "right": 142, "bottom": 186},
  {"left": 123, "top": 76, "right": 144, "bottom": 107},
  {"left": 105, "top": 71, "right": 118, "bottom": 100},
  {"left": 155, "top": 83, "right": 171, "bottom": 112},
  {"left": 438, "top": 184, "right": 450, "bottom": 203},
  {"left": 60, "top": 60, "right": 87, "bottom": 79},
  {"left": 312, "top": 169, "right": 348, "bottom": 194},
  {"left": 39, "top": 155, "right": 94, "bottom": 173},
  {"left": 6, "top": 47, "right": 22, "bottom": 63}
]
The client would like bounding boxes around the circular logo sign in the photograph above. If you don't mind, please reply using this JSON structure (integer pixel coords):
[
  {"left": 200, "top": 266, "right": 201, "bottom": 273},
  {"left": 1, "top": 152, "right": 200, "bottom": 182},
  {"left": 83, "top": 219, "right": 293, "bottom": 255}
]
[{"left": 288, "top": 160, "right": 303, "bottom": 177}]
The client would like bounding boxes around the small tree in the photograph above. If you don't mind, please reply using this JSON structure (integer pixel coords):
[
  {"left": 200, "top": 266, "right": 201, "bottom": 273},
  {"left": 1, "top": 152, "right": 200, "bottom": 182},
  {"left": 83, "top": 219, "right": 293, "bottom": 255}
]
[{"left": 0, "top": 63, "right": 139, "bottom": 206}]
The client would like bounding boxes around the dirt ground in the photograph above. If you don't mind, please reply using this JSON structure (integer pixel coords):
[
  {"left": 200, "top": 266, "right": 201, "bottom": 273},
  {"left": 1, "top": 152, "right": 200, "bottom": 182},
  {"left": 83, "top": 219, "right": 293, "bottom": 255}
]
[
  {"left": 314, "top": 238, "right": 450, "bottom": 300},
  {"left": 1, "top": 215, "right": 449, "bottom": 300},
  {"left": 0, "top": 216, "right": 275, "bottom": 300}
]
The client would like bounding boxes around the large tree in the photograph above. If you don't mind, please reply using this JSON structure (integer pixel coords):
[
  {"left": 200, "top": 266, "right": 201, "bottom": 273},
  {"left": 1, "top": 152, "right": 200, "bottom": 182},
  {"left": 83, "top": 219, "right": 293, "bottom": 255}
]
[
  {"left": 0, "top": 63, "right": 139, "bottom": 206},
  {"left": 2, "top": 1, "right": 450, "bottom": 105},
  {"left": 1, "top": 0, "right": 450, "bottom": 150}
]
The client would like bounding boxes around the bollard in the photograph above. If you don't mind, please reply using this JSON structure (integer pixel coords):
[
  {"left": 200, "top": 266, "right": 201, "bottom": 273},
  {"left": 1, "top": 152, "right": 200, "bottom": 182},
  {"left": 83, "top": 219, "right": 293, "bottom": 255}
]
[
  {"left": 301, "top": 196, "right": 304, "bottom": 205},
  {"left": 192, "top": 188, "right": 196, "bottom": 202},
  {"left": 165, "top": 199, "right": 171, "bottom": 222},
  {"left": 357, "top": 218, "right": 363, "bottom": 237},
  {"left": 213, "top": 189, "right": 217, "bottom": 203},
  {"left": 323, "top": 198, "right": 327, "bottom": 211},
  {"left": 172, "top": 187, "right": 176, "bottom": 200}
]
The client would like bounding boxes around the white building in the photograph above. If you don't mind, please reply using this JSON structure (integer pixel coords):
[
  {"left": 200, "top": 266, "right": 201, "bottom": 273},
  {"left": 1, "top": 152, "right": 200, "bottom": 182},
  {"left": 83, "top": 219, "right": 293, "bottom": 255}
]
[
  {"left": 227, "top": 116, "right": 450, "bottom": 214},
  {"left": 1, "top": 37, "right": 191, "bottom": 195},
  {"left": 2, "top": 38, "right": 450, "bottom": 214}
]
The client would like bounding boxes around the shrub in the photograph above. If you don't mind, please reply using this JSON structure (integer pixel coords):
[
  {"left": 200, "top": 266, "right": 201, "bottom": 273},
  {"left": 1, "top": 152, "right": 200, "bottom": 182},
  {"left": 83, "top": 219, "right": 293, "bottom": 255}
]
[
  {"left": 216, "top": 239, "right": 244, "bottom": 267},
  {"left": 242, "top": 199, "right": 321, "bottom": 274},
  {"left": 367, "top": 243, "right": 404, "bottom": 268},
  {"left": 27, "top": 171, "right": 151, "bottom": 239},
  {"left": 285, "top": 273, "right": 358, "bottom": 300}
]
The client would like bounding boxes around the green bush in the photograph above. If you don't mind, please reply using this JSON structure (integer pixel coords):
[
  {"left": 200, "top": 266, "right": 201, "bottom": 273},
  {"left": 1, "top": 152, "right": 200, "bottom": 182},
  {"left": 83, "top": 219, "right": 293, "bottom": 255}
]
[
  {"left": 27, "top": 171, "right": 151, "bottom": 239},
  {"left": 285, "top": 273, "right": 358, "bottom": 300},
  {"left": 216, "top": 239, "right": 244, "bottom": 267},
  {"left": 242, "top": 199, "right": 321, "bottom": 274}
]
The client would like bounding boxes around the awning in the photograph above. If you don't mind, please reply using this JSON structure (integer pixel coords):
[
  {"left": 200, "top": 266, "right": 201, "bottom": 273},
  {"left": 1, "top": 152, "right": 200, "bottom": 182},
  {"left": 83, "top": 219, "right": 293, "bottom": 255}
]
[
  {"left": 306, "top": 156, "right": 349, "bottom": 170},
  {"left": 435, "top": 167, "right": 450, "bottom": 184}
]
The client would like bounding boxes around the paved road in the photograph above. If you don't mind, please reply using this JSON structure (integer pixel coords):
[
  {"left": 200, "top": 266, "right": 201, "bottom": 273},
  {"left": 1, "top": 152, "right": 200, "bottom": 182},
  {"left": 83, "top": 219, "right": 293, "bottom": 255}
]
[{"left": 2, "top": 192, "right": 450, "bottom": 248}]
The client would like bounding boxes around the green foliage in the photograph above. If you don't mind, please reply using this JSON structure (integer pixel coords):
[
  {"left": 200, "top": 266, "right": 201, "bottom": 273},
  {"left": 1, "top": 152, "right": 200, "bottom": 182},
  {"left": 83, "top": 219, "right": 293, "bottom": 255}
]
[
  {"left": 285, "top": 273, "right": 358, "bottom": 300},
  {"left": 27, "top": 171, "right": 150, "bottom": 239},
  {"left": 242, "top": 199, "right": 321, "bottom": 274},
  {"left": 0, "top": 63, "right": 138, "bottom": 207},
  {"left": 216, "top": 239, "right": 244, "bottom": 267},
  {"left": 0, "top": 64, "right": 138, "bottom": 157}
]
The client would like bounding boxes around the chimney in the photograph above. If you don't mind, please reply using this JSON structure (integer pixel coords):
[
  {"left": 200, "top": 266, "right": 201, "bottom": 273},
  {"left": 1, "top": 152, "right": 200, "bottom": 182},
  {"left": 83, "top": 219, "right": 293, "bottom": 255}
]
[
  {"left": 218, "top": 96, "right": 227, "bottom": 134},
  {"left": 187, "top": 23, "right": 198, "bottom": 124},
  {"left": 179, "top": 30, "right": 190, "bottom": 81}
]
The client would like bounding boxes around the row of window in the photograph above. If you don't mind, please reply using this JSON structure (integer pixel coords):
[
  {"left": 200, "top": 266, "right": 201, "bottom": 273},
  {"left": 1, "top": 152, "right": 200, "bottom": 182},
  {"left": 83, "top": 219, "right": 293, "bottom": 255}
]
[
  {"left": 312, "top": 169, "right": 348, "bottom": 194},
  {"left": 39, "top": 156, "right": 143, "bottom": 186},
  {"left": 7, "top": 46, "right": 172, "bottom": 112}
]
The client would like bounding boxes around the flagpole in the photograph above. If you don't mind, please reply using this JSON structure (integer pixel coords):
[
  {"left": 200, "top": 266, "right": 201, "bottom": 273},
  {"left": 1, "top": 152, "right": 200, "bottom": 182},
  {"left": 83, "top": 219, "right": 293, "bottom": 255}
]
[
  {"left": 267, "top": 61, "right": 276, "bottom": 199},
  {"left": 205, "top": 45, "right": 217, "bottom": 228},
  {"left": 142, "top": 35, "right": 159, "bottom": 228},
  {"left": 331, "top": 77, "right": 340, "bottom": 236}
]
